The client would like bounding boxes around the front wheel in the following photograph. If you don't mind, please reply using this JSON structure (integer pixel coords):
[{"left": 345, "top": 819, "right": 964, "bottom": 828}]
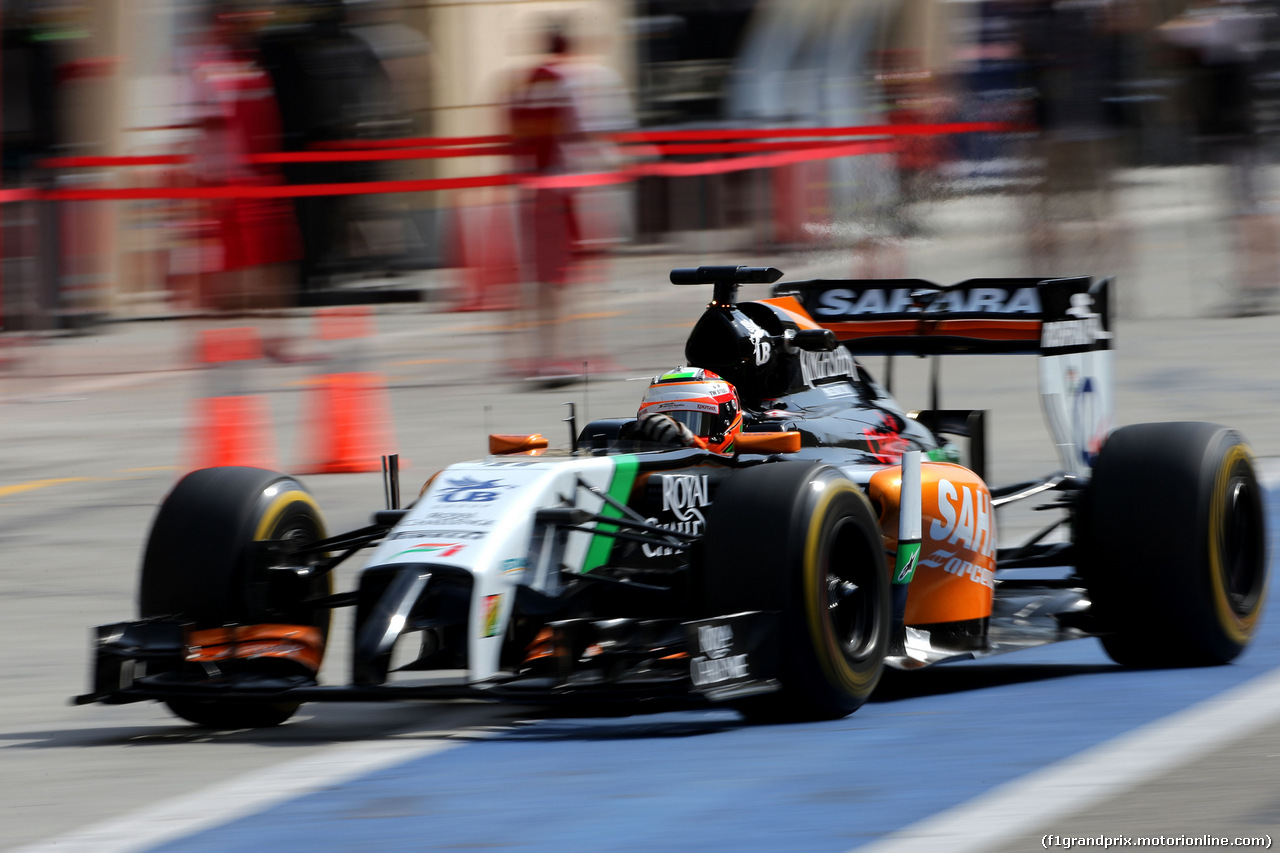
[
  {"left": 139, "top": 466, "right": 330, "bottom": 727},
  {"left": 700, "top": 462, "right": 890, "bottom": 721},
  {"left": 1079, "top": 422, "right": 1268, "bottom": 667}
]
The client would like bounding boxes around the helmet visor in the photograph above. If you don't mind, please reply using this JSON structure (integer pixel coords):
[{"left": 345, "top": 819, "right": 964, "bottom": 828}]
[{"left": 665, "top": 408, "right": 718, "bottom": 438}]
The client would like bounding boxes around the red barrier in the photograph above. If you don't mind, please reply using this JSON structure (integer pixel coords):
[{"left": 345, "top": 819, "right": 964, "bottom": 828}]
[
  {"left": 34, "top": 122, "right": 1020, "bottom": 173},
  {"left": 613, "top": 121, "right": 1023, "bottom": 143},
  {"left": 7, "top": 123, "right": 1019, "bottom": 205},
  {"left": 40, "top": 145, "right": 514, "bottom": 170},
  {"left": 29, "top": 138, "right": 901, "bottom": 202}
]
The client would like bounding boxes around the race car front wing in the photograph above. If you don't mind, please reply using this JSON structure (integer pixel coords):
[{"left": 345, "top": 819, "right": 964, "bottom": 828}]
[{"left": 74, "top": 610, "right": 781, "bottom": 709}]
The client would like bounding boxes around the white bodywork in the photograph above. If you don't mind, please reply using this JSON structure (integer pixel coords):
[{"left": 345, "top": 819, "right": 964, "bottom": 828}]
[{"left": 362, "top": 456, "right": 629, "bottom": 683}]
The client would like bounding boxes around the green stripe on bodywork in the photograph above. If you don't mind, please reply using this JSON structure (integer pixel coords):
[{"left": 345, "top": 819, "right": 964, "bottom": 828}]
[
  {"left": 893, "top": 540, "right": 921, "bottom": 584},
  {"left": 927, "top": 445, "right": 961, "bottom": 463},
  {"left": 582, "top": 455, "right": 640, "bottom": 572}
]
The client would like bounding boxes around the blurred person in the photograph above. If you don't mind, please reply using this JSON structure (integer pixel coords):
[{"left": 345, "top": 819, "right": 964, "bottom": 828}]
[
  {"left": 255, "top": 0, "right": 402, "bottom": 293},
  {"left": 182, "top": 2, "right": 302, "bottom": 334},
  {"left": 344, "top": 4, "right": 439, "bottom": 272},
  {"left": 879, "top": 50, "right": 957, "bottom": 238},
  {"left": 3, "top": 1, "right": 112, "bottom": 333},
  {"left": 1019, "top": 0, "right": 1131, "bottom": 280},
  {"left": 3, "top": 5, "right": 63, "bottom": 333},
  {"left": 506, "top": 19, "right": 636, "bottom": 385},
  {"left": 1161, "top": 0, "right": 1278, "bottom": 314}
]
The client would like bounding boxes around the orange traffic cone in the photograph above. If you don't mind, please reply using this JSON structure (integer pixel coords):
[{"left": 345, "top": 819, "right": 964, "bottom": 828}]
[
  {"left": 295, "top": 306, "right": 396, "bottom": 474},
  {"left": 188, "top": 327, "right": 278, "bottom": 470}
]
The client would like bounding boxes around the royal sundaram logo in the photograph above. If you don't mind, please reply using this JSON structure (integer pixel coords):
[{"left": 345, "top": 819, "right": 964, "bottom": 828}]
[
  {"left": 482, "top": 594, "right": 502, "bottom": 637},
  {"left": 391, "top": 542, "right": 466, "bottom": 560}
]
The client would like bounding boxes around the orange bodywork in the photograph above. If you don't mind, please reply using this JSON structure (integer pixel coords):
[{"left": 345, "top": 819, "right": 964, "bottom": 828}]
[
  {"left": 757, "top": 296, "right": 826, "bottom": 330},
  {"left": 868, "top": 462, "right": 996, "bottom": 625},
  {"left": 185, "top": 624, "right": 325, "bottom": 673}
]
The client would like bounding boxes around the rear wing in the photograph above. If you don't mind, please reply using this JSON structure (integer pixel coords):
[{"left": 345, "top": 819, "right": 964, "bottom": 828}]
[
  {"left": 774, "top": 276, "right": 1114, "bottom": 476},
  {"left": 772, "top": 276, "right": 1110, "bottom": 356}
]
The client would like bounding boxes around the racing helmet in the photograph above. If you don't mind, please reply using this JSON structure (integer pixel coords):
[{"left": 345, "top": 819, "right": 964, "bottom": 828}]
[{"left": 637, "top": 367, "right": 743, "bottom": 455}]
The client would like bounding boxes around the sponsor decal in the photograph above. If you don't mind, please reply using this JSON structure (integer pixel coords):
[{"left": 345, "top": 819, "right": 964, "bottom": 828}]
[
  {"left": 656, "top": 400, "right": 717, "bottom": 414},
  {"left": 1070, "top": 372, "right": 1107, "bottom": 467},
  {"left": 799, "top": 348, "right": 857, "bottom": 386},
  {"left": 814, "top": 286, "right": 1041, "bottom": 317},
  {"left": 643, "top": 473, "right": 711, "bottom": 558},
  {"left": 929, "top": 287, "right": 1039, "bottom": 315},
  {"left": 391, "top": 542, "right": 466, "bottom": 560},
  {"left": 481, "top": 594, "right": 502, "bottom": 637},
  {"left": 929, "top": 478, "right": 995, "bottom": 558},
  {"left": 939, "top": 554, "right": 995, "bottom": 589},
  {"left": 501, "top": 558, "right": 525, "bottom": 574},
  {"left": 819, "top": 383, "right": 855, "bottom": 398},
  {"left": 917, "top": 546, "right": 957, "bottom": 569},
  {"left": 690, "top": 622, "right": 749, "bottom": 686},
  {"left": 411, "top": 511, "right": 496, "bottom": 528},
  {"left": 817, "top": 287, "right": 917, "bottom": 316},
  {"left": 914, "top": 542, "right": 993, "bottom": 587},
  {"left": 742, "top": 316, "right": 772, "bottom": 366},
  {"left": 894, "top": 540, "right": 921, "bottom": 584},
  {"left": 1041, "top": 292, "right": 1112, "bottom": 350},
  {"left": 436, "top": 477, "right": 514, "bottom": 503},
  {"left": 394, "top": 530, "right": 487, "bottom": 540}
]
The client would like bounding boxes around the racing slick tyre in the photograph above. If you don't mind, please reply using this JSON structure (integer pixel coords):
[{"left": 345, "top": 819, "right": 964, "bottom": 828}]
[
  {"left": 1080, "top": 422, "right": 1267, "bottom": 667},
  {"left": 139, "top": 467, "right": 330, "bottom": 728},
  {"left": 700, "top": 462, "right": 890, "bottom": 721}
]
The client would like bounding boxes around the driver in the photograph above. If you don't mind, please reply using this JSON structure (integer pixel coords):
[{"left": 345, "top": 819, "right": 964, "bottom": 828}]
[{"left": 632, "top": 367, "right": 743, "bottom": 455}]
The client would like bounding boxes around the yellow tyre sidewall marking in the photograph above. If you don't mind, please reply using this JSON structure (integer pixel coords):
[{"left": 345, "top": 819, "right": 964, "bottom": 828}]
[
  {"left": 253, "top": 487, "right": 332, "bottom": 637},
  {"left": 1208, "top": 445, "right": 1264, "bottom": 645},
  {"left": 802, "top": 481, "right": 875, "bottom": 695}
]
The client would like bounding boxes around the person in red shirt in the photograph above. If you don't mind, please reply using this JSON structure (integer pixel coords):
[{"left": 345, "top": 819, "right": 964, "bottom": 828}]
[
  {"left": 185, "top": 7, "right": 302, "bottom": 317},
  {"left": 506, "top": 22, "right": 636, "bottom": 383},
  {"left": 506, "top": 25, "right": 583, "bottom": 383}
]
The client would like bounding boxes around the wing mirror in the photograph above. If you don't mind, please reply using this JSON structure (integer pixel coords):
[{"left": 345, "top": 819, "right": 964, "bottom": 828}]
[
  {"left": 489, "top": 434, "right": 549, "bottom": 455},
  {"left": 791, "top": 329, "right": 838, "bottom": 352},
  {"left": 735, "top": 431, "right": 802, "bottom": 454}
]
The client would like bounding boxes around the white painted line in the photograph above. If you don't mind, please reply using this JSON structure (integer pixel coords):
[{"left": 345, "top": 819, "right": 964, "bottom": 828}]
[
  {"left": 856, "top": 666, "right": 1280, "bottom": 853},
  {"left": 11, "top": 734, "right": 471, "bottom": 853}
]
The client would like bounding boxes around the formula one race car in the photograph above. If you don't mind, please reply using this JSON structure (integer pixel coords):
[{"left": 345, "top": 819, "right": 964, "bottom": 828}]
[{"left": 77, "top": 266, "right": 1269, "bottom": 727}]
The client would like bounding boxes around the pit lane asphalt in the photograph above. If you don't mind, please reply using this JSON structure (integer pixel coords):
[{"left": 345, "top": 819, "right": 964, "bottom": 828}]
[{"left": 4, "top": 166, "right": 1280, "bottom": 851}]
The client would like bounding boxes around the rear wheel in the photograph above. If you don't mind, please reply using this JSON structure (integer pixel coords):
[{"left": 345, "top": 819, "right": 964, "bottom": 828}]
[
  {"left": 701, "top": 462, "right": 890, "bottom": 721},
  {"left": 140, "top": 467, "right": 330, "bottom": 727},
  {"left": 1080, "top": 422, "right": 1267, "bottom": 667}
]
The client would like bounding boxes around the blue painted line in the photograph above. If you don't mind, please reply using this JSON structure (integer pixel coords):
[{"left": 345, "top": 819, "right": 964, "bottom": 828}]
[{"left": 151, "top": 491, "right": 1280, "bottom": 853}]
